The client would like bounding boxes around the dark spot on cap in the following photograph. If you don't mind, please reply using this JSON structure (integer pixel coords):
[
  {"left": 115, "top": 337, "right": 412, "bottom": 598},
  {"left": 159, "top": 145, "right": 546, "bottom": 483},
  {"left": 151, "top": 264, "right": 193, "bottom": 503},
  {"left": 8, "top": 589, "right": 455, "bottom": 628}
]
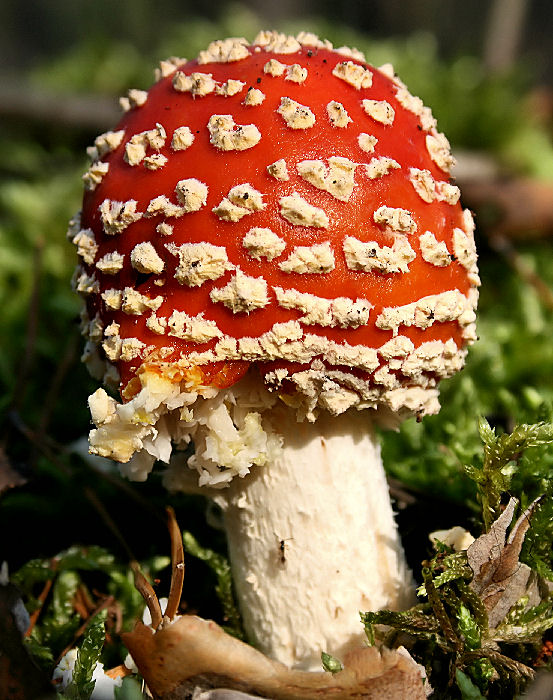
[
  {"left": 136, "top": 272, "right": 153, "bottom": 287},
  {"left": 257, "top": 77, "right": 262, "bottom": 84}
]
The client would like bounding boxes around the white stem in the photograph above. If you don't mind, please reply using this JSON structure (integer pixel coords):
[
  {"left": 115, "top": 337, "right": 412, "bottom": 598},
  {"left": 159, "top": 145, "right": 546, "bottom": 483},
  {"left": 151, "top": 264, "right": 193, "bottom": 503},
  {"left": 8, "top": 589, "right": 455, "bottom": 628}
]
[{"left": 216, "top": 407, "right": 415, "bottom": 670}]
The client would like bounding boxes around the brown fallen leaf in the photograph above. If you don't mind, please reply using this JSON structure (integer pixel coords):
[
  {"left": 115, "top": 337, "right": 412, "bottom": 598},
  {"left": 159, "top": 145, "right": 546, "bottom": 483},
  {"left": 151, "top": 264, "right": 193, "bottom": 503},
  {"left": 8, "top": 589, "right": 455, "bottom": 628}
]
[
  {"left": 194, "top": 690, "right": 268, "bottom": 700},
  {"left": 122, "top": 615, "right": 427, "bottom": 700},
  {"left": 467, "top": 497, "right": 543, "bottom": 629}
]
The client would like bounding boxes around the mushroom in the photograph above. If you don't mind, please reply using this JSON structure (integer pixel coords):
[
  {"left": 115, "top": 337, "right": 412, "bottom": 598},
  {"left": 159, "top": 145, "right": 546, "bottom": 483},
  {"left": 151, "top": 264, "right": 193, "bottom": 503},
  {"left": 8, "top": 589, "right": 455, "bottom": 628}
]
[{"left": 71, "top": 31, "right": 479, "bottom": 670}]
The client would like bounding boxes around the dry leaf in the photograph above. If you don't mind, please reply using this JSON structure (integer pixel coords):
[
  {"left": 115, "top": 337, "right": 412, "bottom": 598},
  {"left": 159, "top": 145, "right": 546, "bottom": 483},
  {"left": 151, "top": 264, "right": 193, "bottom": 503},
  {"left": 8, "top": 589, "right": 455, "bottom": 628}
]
[
  {"left": 123, "top": 615, "right": 427, "bottom": 699},
  {"left": 193, "top": 691, "right": 266, "bottom": 700},
  {"left": 467, "top": 497, "right": 542, "bottom": 629}
]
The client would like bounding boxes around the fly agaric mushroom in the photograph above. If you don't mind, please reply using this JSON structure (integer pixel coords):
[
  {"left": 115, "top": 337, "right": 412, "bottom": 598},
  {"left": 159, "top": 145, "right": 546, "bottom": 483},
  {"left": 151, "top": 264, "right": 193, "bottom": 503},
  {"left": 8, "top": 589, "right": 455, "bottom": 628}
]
[{"left": 71, "top": 31, "right": 479, "bottom": 670}]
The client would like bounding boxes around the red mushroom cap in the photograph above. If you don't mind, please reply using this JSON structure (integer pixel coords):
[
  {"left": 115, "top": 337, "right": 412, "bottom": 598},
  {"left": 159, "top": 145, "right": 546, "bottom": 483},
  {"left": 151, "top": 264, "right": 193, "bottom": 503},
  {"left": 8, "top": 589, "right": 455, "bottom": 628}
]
[{"left": 73, "top": 31, "right": 479, "bottom": 430}]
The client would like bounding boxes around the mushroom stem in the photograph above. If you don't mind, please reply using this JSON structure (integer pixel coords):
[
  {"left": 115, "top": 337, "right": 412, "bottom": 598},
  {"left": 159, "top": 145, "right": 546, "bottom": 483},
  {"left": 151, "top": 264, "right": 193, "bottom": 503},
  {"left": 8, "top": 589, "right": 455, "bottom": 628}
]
[{"left": 214, "top": 406, "right": 415, "bottom": 670}]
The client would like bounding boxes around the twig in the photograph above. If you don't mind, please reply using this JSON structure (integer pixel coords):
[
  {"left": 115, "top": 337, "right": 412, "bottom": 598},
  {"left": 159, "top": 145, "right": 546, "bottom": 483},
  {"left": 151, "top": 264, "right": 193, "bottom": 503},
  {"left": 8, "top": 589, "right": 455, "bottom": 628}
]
[
  {"left": 24, "top": 559, "right": 59, "bottom": 638},
  {"left": 83, "top": 459, "right": 165, "bottom": 526},
  {"left": 165, "top": 507, "right": 185, "bottom": 621},
  {"left": 0, "top": 80, "right": 120, "bottom": 131},
  {"left": 423, "top": 567, "right": 463, "bottom": 652},
  {"left": 72, "top": 584, "right": 96, "bottom": 620},
  {"left": 9, "top": 407, "right": 165, "bottom": 532},
  {"left": 465, "top": 648, "right": 535, "bottom": 679},
  {"left": 56, "top": 595, "right": 116, "bottom": 665},
  {"left": 9, "top": 411, "right": 152, "bottom": 568},
  {"left": 10, "top": 405, "right": 165, "bottom": 525},
  {"left": 131, "top": 562, "right": 162, "bottom": 631},
  {"left": 83, "top": 486, "right": 137, "bottom": 563},
  {"left": 387, "top": 477, "right": 418, "bottom": 508},
  {"left": 8, "top": 410, "right": 71, "bottom": 478}
]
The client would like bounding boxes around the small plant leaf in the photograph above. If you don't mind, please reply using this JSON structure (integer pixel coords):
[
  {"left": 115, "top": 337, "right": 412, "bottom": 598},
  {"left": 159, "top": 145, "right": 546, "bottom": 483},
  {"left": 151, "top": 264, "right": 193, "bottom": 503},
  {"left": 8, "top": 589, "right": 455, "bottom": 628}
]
[
  {"left": 455, "top": 668, "right": 486, "bottom": 699},
  {"left": 64, "top": 609, "right": 107, "bottom": 700},
  {"left": 457, "top": 603, "right": 481, "bottom": 650},
  {"left": 321, "top": 651, "right": 343, "bottom": 674},
  {"left": 470, "top": 420, "right": 553, "bottom": 529}
]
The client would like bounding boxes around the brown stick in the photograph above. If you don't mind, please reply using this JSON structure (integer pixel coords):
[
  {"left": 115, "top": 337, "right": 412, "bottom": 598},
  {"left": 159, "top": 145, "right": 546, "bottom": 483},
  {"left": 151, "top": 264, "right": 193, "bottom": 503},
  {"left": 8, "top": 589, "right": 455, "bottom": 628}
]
[
  {"left": 56, "top": 596, "right": 116, "bottom": 665},
  {"left": 9, "top": 411, "right": 164, "bottom": 559},
  {"left": 165, "top": 507, "right": 185, "bottom": 621},
  {"left": 131, "top": 562, "right": 162, "bottom": 631},
  {"left": 83, "top": 486, "right": 136, "bottom": 563},
  {"left": 24, "top": 560, "right": 58, "bottom": 638},
  {"left": 0, "top": 81, "right": 120, "bottom": 131}
]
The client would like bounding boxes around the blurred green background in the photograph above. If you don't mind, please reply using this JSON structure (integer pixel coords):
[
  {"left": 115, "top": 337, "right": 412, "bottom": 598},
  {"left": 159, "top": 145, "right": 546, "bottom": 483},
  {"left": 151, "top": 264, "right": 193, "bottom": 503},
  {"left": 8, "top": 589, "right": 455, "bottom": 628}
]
[{"left": 1, "top": 1, "right": 553, "bottom": 692}]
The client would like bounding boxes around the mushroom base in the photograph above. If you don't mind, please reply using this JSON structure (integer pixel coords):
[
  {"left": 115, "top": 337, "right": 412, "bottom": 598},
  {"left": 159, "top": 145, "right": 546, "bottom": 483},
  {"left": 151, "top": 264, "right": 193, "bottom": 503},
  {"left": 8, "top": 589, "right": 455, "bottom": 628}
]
[{"left": 214, "top": 405, "right": 415, "bottom": 670}]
